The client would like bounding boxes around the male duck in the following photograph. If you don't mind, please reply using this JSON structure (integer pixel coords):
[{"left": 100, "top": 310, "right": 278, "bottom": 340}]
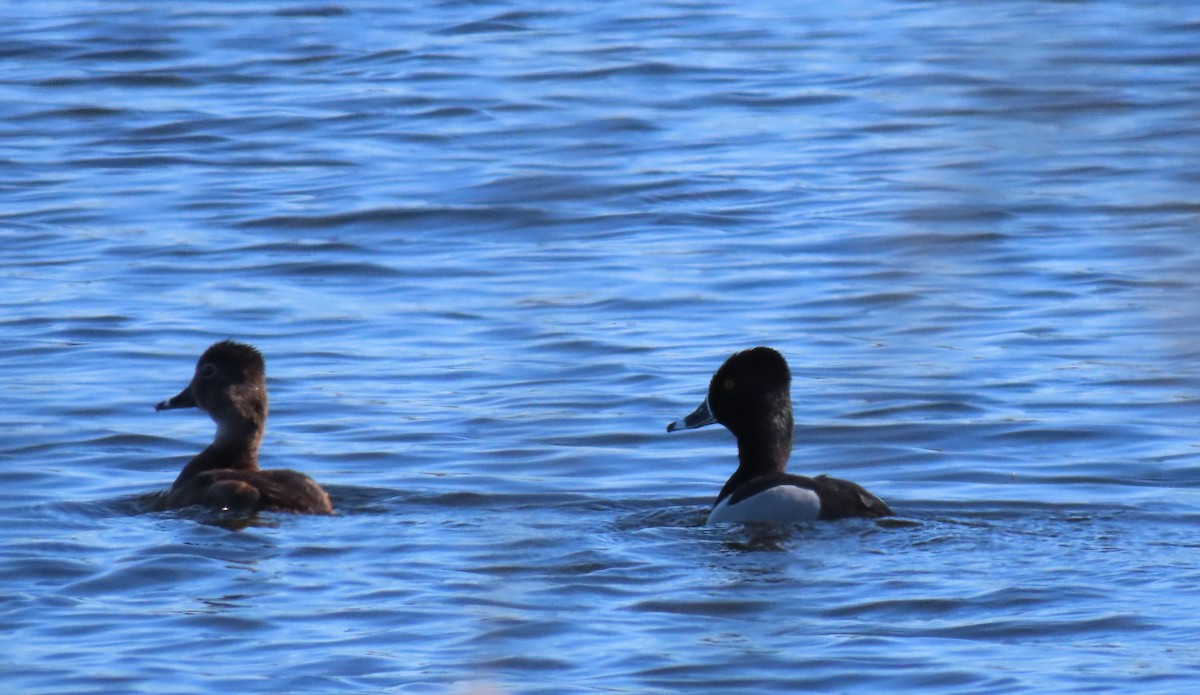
[
  {"left": 668, "top": 347, "right": 891, "bottom": 525},
  {"left": 155, "top": 340, "right": 333, "bottom": 515}
]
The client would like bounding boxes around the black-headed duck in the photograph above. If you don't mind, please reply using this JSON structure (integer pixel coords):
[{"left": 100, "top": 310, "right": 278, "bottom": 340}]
[
  {"left": 668, "top": 347, "right": 891, "bottom": 525},
  {"left": 155, "top": 340, "right": 333, "bottom": 515}
]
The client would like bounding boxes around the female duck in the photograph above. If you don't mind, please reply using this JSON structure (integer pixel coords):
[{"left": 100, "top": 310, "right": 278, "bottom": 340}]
[
  {"left": 155, "top": 340, "right": 333, "bottom": 515},
  {"left": 668, "top": 347, "right": 891, "bottom": 525}
]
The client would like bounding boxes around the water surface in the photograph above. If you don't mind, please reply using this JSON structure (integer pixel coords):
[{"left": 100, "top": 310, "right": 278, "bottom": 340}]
[{"left": 3, "top": 1, "right": 1200, "bottom": 692}]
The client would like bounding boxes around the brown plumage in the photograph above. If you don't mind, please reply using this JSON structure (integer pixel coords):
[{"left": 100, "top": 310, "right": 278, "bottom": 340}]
[{"left": 155, "top": 340, "right": 333, "bottom": 515}]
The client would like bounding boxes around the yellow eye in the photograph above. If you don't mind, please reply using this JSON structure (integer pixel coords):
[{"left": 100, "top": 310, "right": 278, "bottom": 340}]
[{"left": 723, "top": 378, "right": 735, "bottom": 391}]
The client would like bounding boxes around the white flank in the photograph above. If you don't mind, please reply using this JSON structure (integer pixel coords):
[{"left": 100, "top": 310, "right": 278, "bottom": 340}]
[{"left": 706, "top": 485, "right": 821, "bottom": 526}]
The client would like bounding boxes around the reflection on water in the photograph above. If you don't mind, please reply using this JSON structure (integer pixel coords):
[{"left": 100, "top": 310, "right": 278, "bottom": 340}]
[{"left": 3, "top": 0, "right": 1200, "bottom": 692}]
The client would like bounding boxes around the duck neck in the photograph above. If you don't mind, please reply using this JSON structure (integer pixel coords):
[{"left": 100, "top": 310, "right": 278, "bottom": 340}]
[
  {"left": 171, "top": 418, "right": 263, "bottom": 487},
  {"left": 716, "top": 420, "right": 792, "bottom": 504}
]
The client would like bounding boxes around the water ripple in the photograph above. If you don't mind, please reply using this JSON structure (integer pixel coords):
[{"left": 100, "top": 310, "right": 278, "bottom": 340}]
[{"left": 3, "top": 0, "right": 1200, "bottom": 693}]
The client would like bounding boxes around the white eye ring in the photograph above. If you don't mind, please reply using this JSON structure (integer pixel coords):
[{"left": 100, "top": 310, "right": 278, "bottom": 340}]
[{"left": 199, "top": 363, "right": 218, "bottom": 379}]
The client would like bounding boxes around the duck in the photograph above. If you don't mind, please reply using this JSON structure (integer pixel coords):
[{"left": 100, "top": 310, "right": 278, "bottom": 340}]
[
  {"left": 155, "top": 340, "right": 333, "bottom": 515},
  {"left": 667, "top": 347, "right": 891, "bottom": 525}
]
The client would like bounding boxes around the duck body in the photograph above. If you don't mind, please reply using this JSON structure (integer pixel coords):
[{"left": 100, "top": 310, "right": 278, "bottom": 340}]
[
  {"left": 668, "top": 347, "right": 891, "bottom": 526},
  {"left": 164, "top": 467, "right": 332, "bottom": 515},
  {"left": 155, "top": 340, "right": 333, "bottom": 515},
  {"left": 707, "top": 472, "right": 890, "bottom": 525}
]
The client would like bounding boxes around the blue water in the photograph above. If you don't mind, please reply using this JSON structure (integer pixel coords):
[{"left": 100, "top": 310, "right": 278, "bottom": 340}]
[{"left": 4, "top": 0, "right": 1200, "bottom": 692}]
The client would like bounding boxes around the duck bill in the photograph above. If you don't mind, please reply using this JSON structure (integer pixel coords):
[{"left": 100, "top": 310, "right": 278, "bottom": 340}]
[
  {"left": 667, "top": 396, "right": 716, "bottom": 432},
  {"left": 155, "top": 384, "right": 197, "bottom": 411}
]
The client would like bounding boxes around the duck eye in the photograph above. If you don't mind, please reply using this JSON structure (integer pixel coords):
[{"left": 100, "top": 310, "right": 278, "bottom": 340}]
[
  {"left": 723, "top": 378, "right": 735, "bottom": 391},
  {"left": 199, "top": 363, "right": 218, "bottom": 379}
]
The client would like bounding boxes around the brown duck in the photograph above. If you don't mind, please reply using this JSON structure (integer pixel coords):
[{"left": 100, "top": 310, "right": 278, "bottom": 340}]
[{"left": 156, "top": 340, "right": 333, "bottom": 515}]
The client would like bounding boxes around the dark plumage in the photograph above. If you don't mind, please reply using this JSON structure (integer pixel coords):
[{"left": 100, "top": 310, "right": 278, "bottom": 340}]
[
  {"left": 155, "top": 340, "right": 333, "bottom": 515},
  {"left": 668, "top": 347, "right": 891, "bottom": 525}
]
